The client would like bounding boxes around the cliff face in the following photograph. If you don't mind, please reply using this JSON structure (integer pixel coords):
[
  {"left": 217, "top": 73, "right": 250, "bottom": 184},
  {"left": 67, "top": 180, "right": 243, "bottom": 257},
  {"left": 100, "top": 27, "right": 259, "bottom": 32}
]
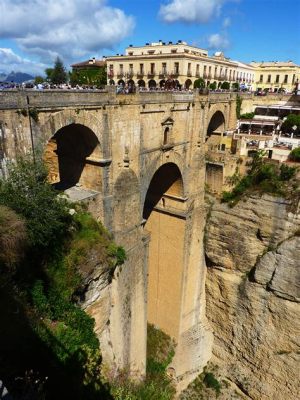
[{"left": 205, "top": 194, "right": 300, "bottom": 399}]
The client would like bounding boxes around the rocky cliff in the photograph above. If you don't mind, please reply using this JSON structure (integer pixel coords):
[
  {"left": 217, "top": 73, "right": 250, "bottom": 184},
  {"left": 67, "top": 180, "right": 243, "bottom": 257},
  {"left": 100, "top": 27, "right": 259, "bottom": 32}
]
[{"left": 204, "top": 194, "right": 299, "bottom": 399}]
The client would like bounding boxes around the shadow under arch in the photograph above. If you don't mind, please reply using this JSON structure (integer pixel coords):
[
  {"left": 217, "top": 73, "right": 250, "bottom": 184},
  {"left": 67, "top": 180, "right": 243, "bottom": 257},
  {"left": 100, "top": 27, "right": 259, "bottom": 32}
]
[
  {"left": 44, "top": 123, "right": 101, "bottom": 190},
  {"left": 143, "top": 162, "right": 186, "bottom": 339},
  {"left": 207, "top": 110, "right": 225, "bottom": 138}
]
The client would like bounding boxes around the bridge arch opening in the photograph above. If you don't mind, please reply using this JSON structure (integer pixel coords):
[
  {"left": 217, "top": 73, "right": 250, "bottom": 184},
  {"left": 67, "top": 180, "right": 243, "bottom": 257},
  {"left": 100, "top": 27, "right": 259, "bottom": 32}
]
[
  {"left": 207, "top": 110, "right": 225, "bottom": 139},
  {"left": 44, "top": 123, "right": 102, "bottom": 191},
  {"left": 143, "top": 163, "right": 186, "bottom": 339}
]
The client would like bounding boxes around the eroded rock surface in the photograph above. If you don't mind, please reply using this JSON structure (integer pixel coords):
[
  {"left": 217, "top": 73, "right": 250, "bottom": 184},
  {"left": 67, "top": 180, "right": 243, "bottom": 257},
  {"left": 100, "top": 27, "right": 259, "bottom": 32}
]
[{"left": 205, "top": 194, "right": 300, "bottom": 400}]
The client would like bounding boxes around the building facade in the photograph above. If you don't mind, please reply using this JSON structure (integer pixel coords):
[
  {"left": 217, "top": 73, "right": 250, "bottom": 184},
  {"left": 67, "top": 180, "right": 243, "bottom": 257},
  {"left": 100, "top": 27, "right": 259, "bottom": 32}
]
[
  {"left": 251, "top": 61, "right": 300, "bottom": 93},
  {"left": 105, "top": 40, "right": 255, "bottom": 89}
]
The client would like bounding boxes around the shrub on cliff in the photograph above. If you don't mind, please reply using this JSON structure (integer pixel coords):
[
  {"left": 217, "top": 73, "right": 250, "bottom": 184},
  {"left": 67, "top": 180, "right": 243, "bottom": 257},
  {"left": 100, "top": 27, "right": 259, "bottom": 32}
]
[
  {"left": 289, "top": 147, "right": 300, "bottom": 162},
  {"left": 0, "top": 205, "right": 27, "bottom": 269},
  {"left": 0, "top": 155, "right": 72, "bottom": 251},
  {"left": 222, "top": 151, "right": 297, "bottom": 205}
]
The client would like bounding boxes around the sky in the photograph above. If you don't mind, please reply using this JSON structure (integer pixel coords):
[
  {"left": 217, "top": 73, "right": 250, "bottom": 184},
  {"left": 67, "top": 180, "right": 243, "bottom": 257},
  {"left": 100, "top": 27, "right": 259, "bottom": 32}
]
[{"left": 0, "top": 0, "right": 299, "bottom": 76}]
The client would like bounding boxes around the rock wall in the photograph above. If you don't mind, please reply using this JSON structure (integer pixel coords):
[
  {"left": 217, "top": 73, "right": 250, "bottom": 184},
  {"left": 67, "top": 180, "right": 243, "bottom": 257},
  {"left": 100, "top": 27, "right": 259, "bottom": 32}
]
[{"left": 205, "top": 194, "right": 300, "bottom": 399}]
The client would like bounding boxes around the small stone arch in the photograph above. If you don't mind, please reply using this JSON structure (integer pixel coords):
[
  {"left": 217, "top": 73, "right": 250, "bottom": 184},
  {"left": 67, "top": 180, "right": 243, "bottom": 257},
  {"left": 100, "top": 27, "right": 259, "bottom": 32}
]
[
  {"left": 159, "top": 79, "right": 166, "bottom": 88},
  {"left": 118, "top": 79, "right": 125, "bottom": 86},
  {"left": 127, "top": 79, "right": 135, "bottom": 87},
  {"left": 109, "top": 79, "right": 115, "bottom": 85},
  {"left": 174, "top": 80, "right": 181, "bottom": 89},
  {"left": 148, "top": 79, "right": 156, "bottom": 89},
  {"left": 185, "top": 79, "right": 192, "bottom": 89},
  {"left": 138, "top": 79, "right": 145, "bottom": 88}
]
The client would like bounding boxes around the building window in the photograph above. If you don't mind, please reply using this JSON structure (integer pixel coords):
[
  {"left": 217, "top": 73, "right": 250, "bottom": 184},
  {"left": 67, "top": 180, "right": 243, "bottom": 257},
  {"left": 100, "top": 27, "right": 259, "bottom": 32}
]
[
  {"left": 171, "top": 49, "right": 177, "bottom": 53},
  {"left": 259, "top": 74, "right": 263, "bottom": 83},
  {"left": 174, "top": 62, "right": 179, "bottom": 74},
  {"left": 267, "top": 74, "right": 271, "bottom": 83},
  {"left": 139, "top": 64, "right": 144, "bottom": 74},
  {"left": 162, "top": 63, "right": 167, "bottom": 74},
  {"left": 119, "top": 64, "right": 123, "bottom": 72},
  {"left": 163, "top": 127, "right": 170, "bottom": 145},
  {"left": 292, "top": 74, "right": 296, "bottom": 84},
  {"left": 151, "top": 63, "right": 155, "bottom": 74},
  {"left": 187, "top": 63, "right": 191, "bottom": 75},
  {"left": 129, "top": 64, "right": 133, "bottom": 73},
  {"left": 284, "top": 74, "right": 288, "bottom": 83},
  {"left": 276, "top": 74, "right": 280, "bottom": 83},
  {"left": 196, "top": 64, "right": 200, "bottom": 76}
]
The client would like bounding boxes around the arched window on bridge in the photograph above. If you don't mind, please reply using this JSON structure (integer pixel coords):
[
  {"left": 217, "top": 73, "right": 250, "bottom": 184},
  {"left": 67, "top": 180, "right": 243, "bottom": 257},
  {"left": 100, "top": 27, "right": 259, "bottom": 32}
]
[
  {"left": 44, "top": 123, "right": 102, "bottom": 192},
  {"left": 207, "top": 111, "right": 225, "bottom": 141},
  {"left": 163, "top": 127, "right": 170, "bottom": 145}
]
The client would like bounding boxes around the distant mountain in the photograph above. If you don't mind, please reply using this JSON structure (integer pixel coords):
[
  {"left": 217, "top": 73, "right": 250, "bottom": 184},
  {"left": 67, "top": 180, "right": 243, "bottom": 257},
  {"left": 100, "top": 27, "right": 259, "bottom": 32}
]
[
  {"left": 2, "top": 71, "right": 34, "bottom": 83},
  {"left": 0, "top": 72, "right": 7, "bottom": 82}
]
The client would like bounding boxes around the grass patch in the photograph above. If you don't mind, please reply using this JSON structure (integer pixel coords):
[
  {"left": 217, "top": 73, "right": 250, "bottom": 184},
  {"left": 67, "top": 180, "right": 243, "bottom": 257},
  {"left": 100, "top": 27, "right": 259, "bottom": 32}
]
[
  {"left": 180, "top": 365, "right": 223, "bottom": 399},
  {"left": 110, "top": 324, "right": 176, "bottom": 400}
]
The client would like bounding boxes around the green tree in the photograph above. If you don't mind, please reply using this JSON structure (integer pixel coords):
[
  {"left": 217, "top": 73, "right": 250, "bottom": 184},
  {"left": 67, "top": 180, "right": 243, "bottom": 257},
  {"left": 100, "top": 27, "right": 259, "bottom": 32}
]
[
  {"left": 221, "top": 81, "right": 230, "bottom": 90},
  {"left": 236, "top": 94, "right": 242, "bottom": 118},
  {"left": 45, "top": 67, "right": 54, "bottom": 82},
  {"left": 34, "top": 76, "right": 44, "bottom": 85},
  {"left": 51, "top": 57, "right": 67, "bottom": 84},
  {"left": 289, "top": 147, "right": 300, "bottom": 161},
  {"left": 232, "top": 82, "right": 239, "bottom": 91},
  {"left": 69, "top": 67, "right": 107, "bottom": 87},
  {"left": 209, "top": 81, "right": 217, "bottom": 90},
  {"left": 193, "top": 78, "right": 205, "bottom": 89},
  {"left": 281, "top": 114, "right": 300, "bottom": 135},
  {"left": 0, "top": 155, "right": 72, "bottom": 250}
]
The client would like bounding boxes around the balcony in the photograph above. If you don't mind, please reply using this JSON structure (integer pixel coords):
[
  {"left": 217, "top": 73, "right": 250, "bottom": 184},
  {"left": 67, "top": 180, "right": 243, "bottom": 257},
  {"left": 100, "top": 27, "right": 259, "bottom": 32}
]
[
  {"left": 117, "top": 71, "right": 125, "bottom": 78},
  {"left": 108, "top": 72, "right": 114, "bottom": 78},
  {"left": 207, "top": 74, "right": 212, "bottom": 79},
  {"left": 169, "top": 70, "right": 179, "bottom": 77},
  {"left": 159, "top": 71, "right": 167, "bottom": 79},
  {"left": 203, "top": 73, "right": 208, "bottom": 79},
  {"left": 126, "top": 71, "right": 134, "bottom": 79},
  {"left": 147, "top": 71, "right": 156, "bottom": 78},
  {"left": 187, "top": 70, "right": 192, "bottom": 77},
  {"left": 137, "top": 72, "right": 144, "bottom": 78},
  {"left": 195, "top": 72, "right": 200, "bottom": 78}
]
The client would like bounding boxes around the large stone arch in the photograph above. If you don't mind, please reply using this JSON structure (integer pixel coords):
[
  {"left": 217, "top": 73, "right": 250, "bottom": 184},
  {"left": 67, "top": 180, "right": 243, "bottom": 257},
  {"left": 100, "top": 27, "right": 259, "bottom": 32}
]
[
  {"left": 142, "top": 160, "right": 187, "bottom": 340},
  {"left": 44, "top": 123, "right": 102, "bottom": 191},
  {"left": 38, "top": 109, "right": 105, "bottom": 150}
]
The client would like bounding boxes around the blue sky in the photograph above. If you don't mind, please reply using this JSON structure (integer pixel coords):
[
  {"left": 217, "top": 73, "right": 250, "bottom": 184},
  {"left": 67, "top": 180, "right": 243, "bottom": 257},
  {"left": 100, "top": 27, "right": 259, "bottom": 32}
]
[{"left": 0, "top": 0, "right": 299, "bottom": 75}]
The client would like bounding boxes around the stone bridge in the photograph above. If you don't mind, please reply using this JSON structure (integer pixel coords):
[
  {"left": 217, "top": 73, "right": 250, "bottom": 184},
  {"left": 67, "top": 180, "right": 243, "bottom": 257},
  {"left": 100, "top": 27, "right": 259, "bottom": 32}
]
[{"left": 0, "top": 88, "right": 270, "bottom": 385}]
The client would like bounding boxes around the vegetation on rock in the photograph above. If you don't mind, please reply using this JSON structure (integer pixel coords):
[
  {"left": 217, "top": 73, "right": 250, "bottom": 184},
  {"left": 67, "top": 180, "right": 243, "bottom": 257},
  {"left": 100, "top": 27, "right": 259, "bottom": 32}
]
[
  {"left": 109, "top": 324, "right": 176, "bottom": 400},
  {"left": 0, "top": 155, "right": 124, "bottom": 399},
  {"left": 180, "top": 364, "right": 223, "bottom": 399},
  {"left": 222, "top": 151, "right": 298, "bottom": 205},
  {"left": 240, "top": 112, "right": 255, "bottom": 119}
]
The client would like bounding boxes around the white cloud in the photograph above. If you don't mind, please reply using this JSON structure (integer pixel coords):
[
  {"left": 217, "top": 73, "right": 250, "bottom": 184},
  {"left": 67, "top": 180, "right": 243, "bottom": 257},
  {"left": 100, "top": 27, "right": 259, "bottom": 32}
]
[
  {"left": 0, "top": 48, "right": 48, "bottom": 75},
  {"left": 159, "top": 0, "right": 227, "bottom": 23},
  {"left": 223, "top": 17, "right": 231, "bottom": 28},
  {"left": 207, "top": 33, "right": 230, "bottom": 49},
  {"left": 0, "top": 0, "right": 135, "bottom": 67}
]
